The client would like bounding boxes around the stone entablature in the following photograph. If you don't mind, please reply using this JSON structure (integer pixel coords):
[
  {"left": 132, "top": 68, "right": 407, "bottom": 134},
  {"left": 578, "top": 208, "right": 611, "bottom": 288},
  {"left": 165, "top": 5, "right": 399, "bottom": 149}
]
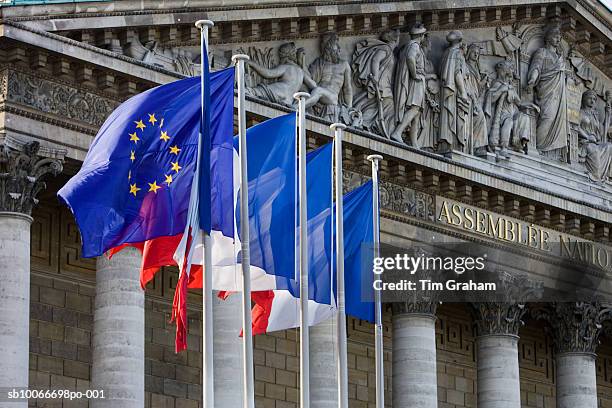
[
  {"left": 0, "top": 1, "right": 610, "bottom": 241},
  {"left": 9, "top": 3, "right": 609, "bottom": 183}
]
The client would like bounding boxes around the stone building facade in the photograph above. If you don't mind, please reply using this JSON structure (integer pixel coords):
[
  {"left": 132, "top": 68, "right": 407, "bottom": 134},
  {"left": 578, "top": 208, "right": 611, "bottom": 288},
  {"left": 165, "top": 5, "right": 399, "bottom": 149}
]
[{"left": 0, "top": 0, "right": 611, "bottom": 407}]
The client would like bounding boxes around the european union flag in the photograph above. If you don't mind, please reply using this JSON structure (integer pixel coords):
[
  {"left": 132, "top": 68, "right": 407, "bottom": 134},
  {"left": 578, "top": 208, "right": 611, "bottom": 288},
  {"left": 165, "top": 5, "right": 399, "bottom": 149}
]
[{"left": 58, "top": 68, "right": 235, "bottom": 258}]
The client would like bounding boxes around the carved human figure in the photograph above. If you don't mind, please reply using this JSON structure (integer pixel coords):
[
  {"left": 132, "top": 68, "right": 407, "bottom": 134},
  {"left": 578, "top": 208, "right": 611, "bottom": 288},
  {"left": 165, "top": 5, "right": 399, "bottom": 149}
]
[
  {"left": 391, "top": 23, "right": 428, "bottom": 145},
  {"left": 306, "top": 32, "right": 354, "bottom": 122},
  {"left": 604, "top": 90, "right": 612, "bottom": 139},
  {"left": 438, "top": 31, "right": 471, "bottom": 153},
  {"left": 465, "top": 44, "right": 489, "bottom": 153},
  {"left": 484, "top": 61, "right": 531, "bottom": 157},
  {"left": 352, "top": 29, "right": 400, "bottom": 138},
  {"left": 246, "top": 42, "right": 316, "bottom": 106},
  {"left": 526, "top": 26, "right": 569, "bottom": 160},
  {"left": 578, "top": 90, "right": 612, "bottom": 182},
  {"left": 418, "top": 34, "right": 440, "bottom": 152}
]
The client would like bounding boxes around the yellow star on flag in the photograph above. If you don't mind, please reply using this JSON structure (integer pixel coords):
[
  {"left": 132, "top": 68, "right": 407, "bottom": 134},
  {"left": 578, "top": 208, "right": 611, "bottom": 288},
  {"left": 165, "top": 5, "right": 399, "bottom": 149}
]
[
  {"left": 135, "top": 120, "right": 146, "bottom": 131},
  {"left": 148, "top": 181, "right": 161, "bottom": 193},
  {"left": 129, "top": 183, "right": 141, "bottom": 196},
  {"left": 130, "top": 150, "right": 135, "bottom": 162},
  {"left": 148, "top": 113, "right": 158, "bottom": 125},
  {"left": 169, "top": 145, "right": 181, "bottom": 155},
  {"left": 160, "top": 130, "right": 171, "bottom": 142},
  {"left": 164, "top": 174, "right": 173, "bottom": 185},
  {"left": 171, "top": 161, "right": 181, "bottom": 173},
  {"left": 129, "top": 132, "right": 140, "bottom": 143}
]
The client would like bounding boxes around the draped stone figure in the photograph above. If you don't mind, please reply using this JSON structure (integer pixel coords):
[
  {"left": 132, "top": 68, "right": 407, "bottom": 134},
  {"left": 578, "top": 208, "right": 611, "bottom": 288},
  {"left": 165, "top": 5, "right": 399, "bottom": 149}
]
[
  {"left": 465, "top": 44, "right": 489, "bottom": 154},
  {"left": 352, "top": 29, "right": 400, "bottom": 138},
  {"left": 578, "top": 90, "right": 612, "bottom": 182},
  {"left": 246, "top": 42, "right": 315, "bottom": 106},
  {"left": 419, "top": 34, "right": 440, "bottom": 151},
  {"left": 391, "top": 23, "right": 428, "bottom": 145},
  {"left": 605, "top": 90, "right": 612, "bottom": 139},
  {"left": 306, "top": 32, "right": 354, "bottom": 122},
  {"left": 526, "top": 26, "right": 569, "bottom": 160},
  {"left": 484, "top": 61, "right": 532, "bottom": 158},
  {"left": 438, "top": 31, "right": 471, "bottom": 153}
]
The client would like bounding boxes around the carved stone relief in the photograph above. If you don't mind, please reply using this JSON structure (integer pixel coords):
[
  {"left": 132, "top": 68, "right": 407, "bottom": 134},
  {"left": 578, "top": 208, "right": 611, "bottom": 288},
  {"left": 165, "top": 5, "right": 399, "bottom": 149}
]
[
  {"left": 228, "top": 21, "right": 611, "bottom": 186},
  {"left": 245, "top": 42, "right": 311, "bottom": 106},
  {"left": 484, "top": 60, "right": 537, "bottom": 157},
  {"left": 343, "top": 170, "right": 435, "bottom": 221},
  {"left": 124, "top": 38, "right": 200, "bottom": 76},
  {"left": 352, "top": 29, "right": 399, "bottom": 139},
  {"left": 305, "top": 32, "right": 354, "bottom": 124},
  {"left": 6, "top": 70, "right": 118, "bottom": 127},
  {"left": 578, "top": 90, "right": 612, "bottom": 182}
]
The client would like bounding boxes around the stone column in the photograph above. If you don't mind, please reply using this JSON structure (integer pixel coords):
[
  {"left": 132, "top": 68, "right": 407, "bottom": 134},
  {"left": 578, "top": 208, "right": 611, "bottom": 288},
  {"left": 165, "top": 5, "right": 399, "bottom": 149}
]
[
  {"left": 0, "top": 139, "right": 62, "bottom": 407},
  {"left": 310, "top": 317, "right": 338, "bottom": 407},
  {"left": 473, "top": 303, "right": 527, "bottom": 408},
  {"left": 213, "top": 293, "right": 244, "bottom": 406},
  {"left": 536, "top": 302, "right": 610, "bottom": 408},
  {"left": 392, "top": 302, "right": 438, "bottom": 408},
  {"left": 91, "top": 247, "right": 144, "bottom": 408}
]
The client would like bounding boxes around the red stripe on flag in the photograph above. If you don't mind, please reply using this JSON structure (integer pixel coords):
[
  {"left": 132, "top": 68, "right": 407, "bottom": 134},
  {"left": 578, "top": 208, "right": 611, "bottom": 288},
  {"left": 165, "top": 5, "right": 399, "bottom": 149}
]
[
  {"left": 251, "top": 291, "right": 275, "bottom": 335},
  {"left": 109, "top": 234, "right": 183, "bottom": 288}
]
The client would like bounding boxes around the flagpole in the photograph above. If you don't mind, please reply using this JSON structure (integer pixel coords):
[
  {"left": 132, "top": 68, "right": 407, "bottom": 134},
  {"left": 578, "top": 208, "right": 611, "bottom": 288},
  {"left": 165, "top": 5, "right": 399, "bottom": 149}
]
[
  {"left": 367, "top": 154, "right": 385, "bottom": 408},
  {"left": 232, "top": 53, "right": 256, "bottom": 408},
  {"left": 294, "top": 91, "right": 310, "bottom": 408},
  {"left": 195, "top": 19, "right": 214, "bottom": 408},
  {"left": 331, "top": 123, "right": 349, "bottom": 408}
]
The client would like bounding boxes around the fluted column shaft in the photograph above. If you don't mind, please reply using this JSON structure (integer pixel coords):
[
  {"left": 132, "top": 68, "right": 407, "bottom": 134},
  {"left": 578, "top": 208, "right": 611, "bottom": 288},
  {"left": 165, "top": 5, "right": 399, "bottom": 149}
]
[
  {"left": 392, "top": 308, "right": 438, "bottom": 408},
  {"left": 310, "top": 317, "right": 338, "bottom": 407},
  {"left": 477, "top": 334, "right": 521, "bottom": 408},
  {"left": 556, "top": 352, "right": 597, "bottom": 408},
  {"left": 473, "top": 302, "right": 528, "bottom": 408},
  {"left": 0, "top": 213, "right": 32, "bottom": 407},
  {"left": 91, "top": 248, "right": 144, "bottom": 408}
]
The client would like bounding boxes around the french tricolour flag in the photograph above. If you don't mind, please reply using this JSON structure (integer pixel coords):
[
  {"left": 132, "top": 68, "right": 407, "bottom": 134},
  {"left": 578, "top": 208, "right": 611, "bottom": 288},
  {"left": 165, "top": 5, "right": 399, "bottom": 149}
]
[{"left": 250, "top": 180, "right": 377, "bottom": 335}]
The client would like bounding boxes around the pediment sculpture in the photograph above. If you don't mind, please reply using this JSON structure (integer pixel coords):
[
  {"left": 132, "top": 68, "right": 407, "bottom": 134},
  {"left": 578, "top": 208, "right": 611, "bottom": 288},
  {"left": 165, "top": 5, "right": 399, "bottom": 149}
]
[
  {"left": 226, "top": 22, "right": 611, "bottom": 185},
  {"left": 578, "top": 90, "right": 612, "bottom": 182}
]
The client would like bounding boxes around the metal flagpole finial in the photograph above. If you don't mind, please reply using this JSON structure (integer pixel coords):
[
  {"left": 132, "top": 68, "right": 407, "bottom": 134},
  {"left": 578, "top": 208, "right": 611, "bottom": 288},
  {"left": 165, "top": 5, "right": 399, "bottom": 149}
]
[
  {"left": 330, "top": 123, "right": 347, "bottom": 131},
  {"left": 231, "top": 54, "right": 250, "bottom": 65},
  {"left": 294, "top": 92, "right": 311, "bottom": 101},
  {"left": 195, "top": 20, "right": 215, "bottom": 30},
  {"left": 367, "top": 154, "right": 383, "bottom": 163}
]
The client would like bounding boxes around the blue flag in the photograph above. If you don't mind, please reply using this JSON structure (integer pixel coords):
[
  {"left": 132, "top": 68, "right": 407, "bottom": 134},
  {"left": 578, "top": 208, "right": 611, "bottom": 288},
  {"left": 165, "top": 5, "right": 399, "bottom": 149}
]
[
  {"left": 58, "top": 69, "right": 235, "bottom": 258},
  {"left": 266, "top": 142, "right": 334, "bottom": 301},
  {"left": 342, "top": 181, "right": 375, "bottom": 322}
]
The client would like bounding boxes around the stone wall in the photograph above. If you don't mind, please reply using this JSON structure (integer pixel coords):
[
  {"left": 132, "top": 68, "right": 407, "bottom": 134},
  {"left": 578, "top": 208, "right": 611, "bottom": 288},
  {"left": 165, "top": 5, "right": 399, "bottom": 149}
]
[
  {"left": 29, "top": 272, "right": 94, "bottom": 408},
  {"left": 27, "top": 263, "right": 612, "bottom": 408}
]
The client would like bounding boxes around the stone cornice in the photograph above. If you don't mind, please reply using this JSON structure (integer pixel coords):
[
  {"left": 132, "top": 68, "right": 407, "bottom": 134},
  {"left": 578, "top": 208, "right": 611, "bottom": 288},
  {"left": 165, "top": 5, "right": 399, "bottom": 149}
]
[{"left": 3, "top": 0, "right": 611, "bottom": 33}]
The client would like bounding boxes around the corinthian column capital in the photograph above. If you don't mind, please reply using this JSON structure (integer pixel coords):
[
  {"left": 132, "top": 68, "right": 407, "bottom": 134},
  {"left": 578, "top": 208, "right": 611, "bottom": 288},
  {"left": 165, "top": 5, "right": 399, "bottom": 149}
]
[
  {"left": 472, "top": 302, "right": 527, "bottom": 336},
  {"left": 472, "top": 271, "right": 542, "bottom": 336},
  {"left": 0, "top": 136, "right": 65, "bottom": 215},
  {"left": 533, "top": 302, "right": 612, "bottom": 354}
]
